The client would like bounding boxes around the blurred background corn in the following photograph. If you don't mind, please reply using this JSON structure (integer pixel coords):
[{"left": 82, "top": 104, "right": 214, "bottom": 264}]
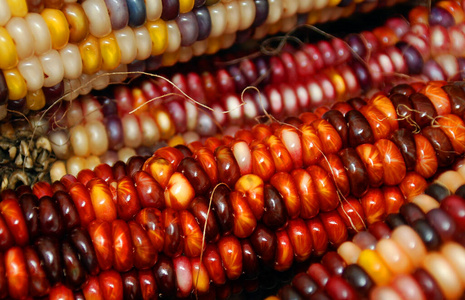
[{"left": 0, "top": 0, "right": 407, "bottom": 112}]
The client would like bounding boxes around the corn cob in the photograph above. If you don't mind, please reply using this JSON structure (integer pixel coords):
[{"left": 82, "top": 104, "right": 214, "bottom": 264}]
[
  {"left": 0, "top": 79, "right": 463, "bottom": 298},
  {"left": 270, "top": 167, "right": 465, "bottom": 300},
  {"left": 41, "top": 77, "right": 465, "bottom": 182},
  {"left": 0, "top": 0, "right": 403, "bottom": 109}
]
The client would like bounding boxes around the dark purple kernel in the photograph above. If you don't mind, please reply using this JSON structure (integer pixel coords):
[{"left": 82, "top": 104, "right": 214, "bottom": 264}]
[
  {"left": 122, "top": 270, "right": 142, "bottom": 300},
  {"left": 23, "top": 246, "right": 49, "bottom": 297},
  {"left": 125, "top": 156, "right": 145, "bottom": 177},
  {"left": 153, "top": 255, "right": 176, "bottom": 296},
  {"left": 339, "top": 148, "right": 369, "bottom": 198},
  {"left": 161, "top": 0, "right": 179, "bottom": 20},
  {"left": 321, "top": 252, "right": 346, "bottom": 276},
  {"left": 252, "top": 0, "right": 268, "bottom": 27},
  {"left": 262, "top": 184, "right": 288, "bottom": 230},
  {"left": 7, "top": 98, "right": 27, "bottom": 113},
  {"left": 112, "top": 161, "right": 127, "bottom": 181},
  {"left": 396, "top": 41, "right": 424, "bottom": 75},
  {"left": 53, "top": 191, "right": 80, "bottom": 231},
  {"left": 164, "top": 99, "right": 187, "bottom": 133},
  {"left": 412, "top": 268, "right": 445, "bottom": 300},
  {"left": 241, "top": 239, "right": 259, "bottom": 279},
  {"left": 15, "top": 185, "right": 33, "bottom": 197},
  {"left": 254, "top": 56, "right": 271, "bottom": 85},
  {"left": 278, "top": 285, "right": 303, "bottom": 300},
  {"left": 346, "top": 110, "right": 374, "bottom": 147},
  {"left": 250, "top": 224, "right": 277, "bottom": 264},
  {"left": 136, "top": 146, "right": 155, "bottom": 157},
  {"left": 98, "top": 96, "right": 118, "bottom": 116},
  {"left": 146, "top": 55, "right": 162, "bottom": 71},
  {"left": 426, "top": 208, "right": 457, "bottom": 242},
  {"left": 62, "top": 240, "right": 86, "bottom": 289},
  {"left": 399, "top": 202, "right": 425, "bottom": 225},
  {"left": 292, "top": 273, "right": 318, "bottom": 298},
  {"left": 74, "top": 292, "right": 86, "bottom": 300},
  {"left": 34, "top": 236, "right": 63, "bottom": 285},
  {"left": 346, "top": 34, "right": 367, "bottom": 59},
  {"left": 228, "top": 64, "right": 248, "bottom": 93},
  {"left": 210, "top": 184, "right": 234, "bottom": 235},
  {"left": 38, "top": 196, "right": 64, "bottom": 236},
  {"left": 18, "top": 193, "right": 39, "bottom": 240},
  {"left": 368, "top": 221, "right": 391, "bottom": 240},
  {"left": 193, "top": 7, "right": 211, "bottom": 41},
  {"left": 425, "top": 183, "right": 450, "bottom": 202},
  {"left": 69, "top": 227, "right": 100, "bottom": 275},
  {"left": 342, "top": 264, "right": 374, "bottom": 297},
  {"left": 105, "top": 115, "right": 124, "bottom": 150},
  {"left": 412, "top": 219, "right": 441, "bottom": 251},
  {"left": 43, "top": 81, "right": 64, "bottom": 107},
  {"left": 429, "top": 6, "right": 455, "bottom": 27},
  {"left": 385, "top": 213, "right": 406, "bottom": 229},
  {"left": 350, "top": 60, "right": 372, "bottom": 91}
]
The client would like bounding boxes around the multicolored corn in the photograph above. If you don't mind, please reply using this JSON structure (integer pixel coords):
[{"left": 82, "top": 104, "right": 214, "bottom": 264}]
[
  {"left": 0, "top": 79, "right": 465, "bottom": 298},
  {"left": 270, "top": 165, "right": 465, "bottom": 300}
]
